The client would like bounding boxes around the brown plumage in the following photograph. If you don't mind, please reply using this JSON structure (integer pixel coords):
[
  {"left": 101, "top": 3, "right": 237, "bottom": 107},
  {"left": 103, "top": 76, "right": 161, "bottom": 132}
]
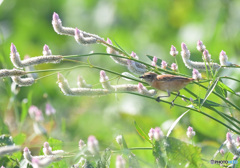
[{"left": 140, "top": 72, "right": 194, "bottom": 105}]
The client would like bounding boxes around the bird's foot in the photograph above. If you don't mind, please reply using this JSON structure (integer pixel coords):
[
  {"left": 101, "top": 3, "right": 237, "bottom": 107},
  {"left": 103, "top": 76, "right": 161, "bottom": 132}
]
[
  {"left": 170, "top": 101, "right": 175, "bottom": 108},
  {"left": 156, "top": 97, "right": 161, "bottom": 102}
]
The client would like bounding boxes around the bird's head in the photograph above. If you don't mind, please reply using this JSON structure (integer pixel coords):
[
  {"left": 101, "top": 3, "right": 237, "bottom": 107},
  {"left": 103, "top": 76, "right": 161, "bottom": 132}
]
[{"left": 139, "top": 72, "right": 157, "bottom": 84}]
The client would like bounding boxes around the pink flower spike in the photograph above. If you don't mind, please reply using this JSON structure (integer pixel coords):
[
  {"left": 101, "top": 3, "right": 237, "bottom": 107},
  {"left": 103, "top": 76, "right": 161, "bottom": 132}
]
[
  {"left": 75, "top": 28, "right": 80, "bottom": 36},
  {"left": 181, "top": 42, "right": 188, "bottom": 51},
  {"left": 87, "top": 135, "right": 99, "bottom": 155},
  {"left": 116, "top": 155, "right": 126, "bottom": 168},
  {"left": 220, "top": 149, "right": 225, "bottom": 156},
  {"left": 226, "top": 132, "right": 232, "bottom": 142},
  {"left": 10, "top": 43, "right": 17, "bottom": 54},
  {"left": 153, "top": 56, "right": 157, "bottom": 63},
  {"left": 43, "top": 44, "right": 52, "bottom": 56},
  {"left": 236, "top": 136, "right": 240, "bottom": 144},
  {"left": 45, "top": 103, "right": 56, "bottom": 116},
  {"left": 161, "top": 60, "right": 167, "bottom": 69},
  {"left": 186, "top": 126, "right": 195, "bottom": 138},
  {"left": 23, "top": 147, "right": 29, "bottom": 152},
  {"left": 131, "top": 51, "right": 137, "bottom": 59},
  {"left": 154, "top": 127, "right": 164, "bottom": 141},
  {"left": 148, "top": 128, "right": 155, "bottom": 140},
  {"left": 171, "top": 63, "right": 177, "bottom": 71},
  {"left": 43, "top": 44, "right": 49, "bottom": 51},
  {"left": 138, "top": 83, "right": 144, "bottom": 90},
  {"left": 152, "top": 56, "right": 158, "bottom": 66},
  {"left": 52, "top": 12, "right": 59, "bottom": 21},
  {"left": 203, "top": 50, "right": 211, "bottom": 62},
  {"left": 197, "top": 40, "right": 203, "bottom": 46},
  {"left": 107, "top": 38, "right": 112, "bottom": 45},
  {"left": 79, "top": 139, "right": 85, "bottom": 150},
  {"left": 100, "top": 70, "right": 106, "bottom": 78},
  {"left": 220, "top": 50, "right": 226, "bottom": 56},
  {"left": 197, "top": 40, "right": 206, "bottom": 52},
  {"left": 192, "top": 69, "right": 202, "bottom": 80},
  {"left": 170, "top": 45, "right": 178, "bottom": 56},
  {"left": 44, "top": 142, "right": 50, "bottom": 148}
]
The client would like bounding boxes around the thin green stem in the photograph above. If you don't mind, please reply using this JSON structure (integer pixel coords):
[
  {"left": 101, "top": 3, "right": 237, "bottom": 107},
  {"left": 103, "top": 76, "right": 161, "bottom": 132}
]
[
  {"left": 194, "top": 82, "right": 240, "bottom": 111},
  {"left": 128, "top": 147, "right": 152, "bottom": 151},
  {"left": 125, "top": 92, "right": 240, "bottom": 134}
]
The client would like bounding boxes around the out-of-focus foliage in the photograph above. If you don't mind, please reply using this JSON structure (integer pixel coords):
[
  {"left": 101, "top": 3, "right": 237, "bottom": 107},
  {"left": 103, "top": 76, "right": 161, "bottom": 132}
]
[{"left": 0, "top": 0, "right": 240, "bottom": 167}]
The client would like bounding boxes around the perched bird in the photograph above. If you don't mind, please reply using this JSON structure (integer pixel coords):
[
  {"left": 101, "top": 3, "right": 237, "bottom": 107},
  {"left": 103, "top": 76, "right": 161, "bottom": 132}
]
[{"left": 140, "top": 72, "right": 194, "bottom": 105}]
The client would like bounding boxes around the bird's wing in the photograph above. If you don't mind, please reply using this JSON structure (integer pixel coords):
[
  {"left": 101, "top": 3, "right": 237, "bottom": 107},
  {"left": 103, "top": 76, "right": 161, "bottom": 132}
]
[{"left": 156, "top": 75, "right": 189, "bottom": 81}]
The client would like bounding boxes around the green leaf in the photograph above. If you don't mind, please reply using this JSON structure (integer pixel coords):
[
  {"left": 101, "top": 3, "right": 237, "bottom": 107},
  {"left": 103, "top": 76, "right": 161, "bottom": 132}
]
[
  {"left": 13, "top": 133, "right": 26, "bottom": 145},
  {"left": 214, "top": 84, "right": 227, "bottom": 98},
  {"left": 165, "top": 137, "right": 203, "bottom": 167},
  {"left": 48, "top": 137, "right": 63, "bottom": 150},
  {"left": 134, "top": 121, "right": 153, "bottom": 145},
  {"left": 193, "top": 99, "right": 226, "bottom": 108},
  {"left": 218, "top": 81, "right": 239, "bottom": 97},
  {"left": 153, "top": 139, "right": 167, "bottom": 167},
  {"left": 98, "top": 148, "right": 111, "bottom": 168},
  {"left": 0, "top": 117, "right": 9, "bottom": 135},
  {"left": 201, "top": 78, "right": 219, "bottom": 107}
]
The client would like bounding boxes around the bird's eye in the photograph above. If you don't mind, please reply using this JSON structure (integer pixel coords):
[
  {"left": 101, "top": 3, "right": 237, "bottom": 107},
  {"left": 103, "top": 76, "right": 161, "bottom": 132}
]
[{"left": 146, "top": 75, "right": 152, "bottom": 78}]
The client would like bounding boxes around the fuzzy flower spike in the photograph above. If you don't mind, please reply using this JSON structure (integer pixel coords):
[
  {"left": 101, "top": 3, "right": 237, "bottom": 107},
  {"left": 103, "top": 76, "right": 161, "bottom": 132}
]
[
  {"left": 219, "top": 50, "right": 233, "bottom": 66},
  {"left": 52, "top": 12, "right": 103, "bottom": 42},
  {"left": 10, "top": 43, "right": 62, "bottom": 68},
  {"left": 181, "top": 42, "right": 220, "bottom": 71},
  {"left": 57, "top": 72, "right": 156, "bottom": 97}
]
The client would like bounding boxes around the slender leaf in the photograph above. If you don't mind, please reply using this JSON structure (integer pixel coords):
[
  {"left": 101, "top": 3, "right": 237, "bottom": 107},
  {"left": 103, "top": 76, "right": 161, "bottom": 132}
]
[
  {"left": 218, "top": 81, "right": 239, "bottom": 97},
  {"left": 193, "top": 99, "right": 227, "bottom": 108},
  {"left": 167, "top": 110, "right": 190, "bottom": 137},
  {"left": 134, "top": 121, "right": 153, "bottom": 145},
  {"left": 200, "top": 77, "right": 219, "bottom": 107},
  {"left": 121, "top": 135, "right": 128, "bottom": 149}
]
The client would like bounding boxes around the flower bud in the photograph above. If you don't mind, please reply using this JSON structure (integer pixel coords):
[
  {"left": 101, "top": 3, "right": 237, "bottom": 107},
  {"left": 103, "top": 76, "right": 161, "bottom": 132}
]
[
  {"left": 116, "top": 135, "right": 123, "bottom": 146},
  {"left": 148, "top": 128, "right": 154, "bottom": 141},
  {"left": 219, "top": 50, "right": 232, "bottom": 66},
  {"left": 152, "top": 56, "right": 158, "bottom": 66},
  {"left": 186, "top": 126, "right": 195, "bottom": 139},
  {"left": 196, "top": 40, "right": 206, "bottom": 52},
  {"left": 170, "top": 45, "right": 178, "bottom": 57},
  {"left": 43, "top": 142, "right": 53, "bottom": 155},
  {"left": 23, "top": 147, "right": 32, "bottom": 162},
  {"left": 203, "top": 50, "right": 211, "bottom": 62},
  {"left": 42, "top": 44, "right": 52, "bottom": 56},
  {"left": 192, "top": 69, "right": 202, "bottom": 81},
  {"left": 219, "top": 149, "right": 225, "bottom": 156},
  {"left": 45, "top": 103, "right": 56, "bottom": 116},
  {"left": 116, "top": 155, "right": 126, "bottom": 168},
  {"left": 236, "top": 136, "right": 240, "bottom": 147},
  {"left": 79, "top": 139, "right": 86, "bottom": 151},
  {"left": 161, "top": 60, "right": 167, "bottom": 69},
  {"left": 154, "top": 127, "right": 164, "bottom": 141},
  {"left": 171, "top": 63, "right": 178, "bottom": 71},
  {"left": 87, "top": 135, "right": 99, "bottom": 155}
]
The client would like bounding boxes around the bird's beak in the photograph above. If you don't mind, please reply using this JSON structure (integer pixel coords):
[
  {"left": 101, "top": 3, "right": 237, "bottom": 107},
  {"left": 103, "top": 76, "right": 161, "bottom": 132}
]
[{"left": 139, "top": 75, "right": 144, "bottom": 78}]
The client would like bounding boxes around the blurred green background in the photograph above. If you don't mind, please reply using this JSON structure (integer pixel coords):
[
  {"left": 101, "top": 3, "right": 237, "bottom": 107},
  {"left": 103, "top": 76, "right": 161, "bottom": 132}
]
[{"left": 0, "top": 0, "right": 240, "bottom": 167}]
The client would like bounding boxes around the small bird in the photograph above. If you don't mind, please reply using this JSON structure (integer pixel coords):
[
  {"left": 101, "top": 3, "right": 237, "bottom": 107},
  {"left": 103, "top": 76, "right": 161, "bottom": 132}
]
[{"left": 140, "top": 72, "right": 194, "bottom": 105}]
